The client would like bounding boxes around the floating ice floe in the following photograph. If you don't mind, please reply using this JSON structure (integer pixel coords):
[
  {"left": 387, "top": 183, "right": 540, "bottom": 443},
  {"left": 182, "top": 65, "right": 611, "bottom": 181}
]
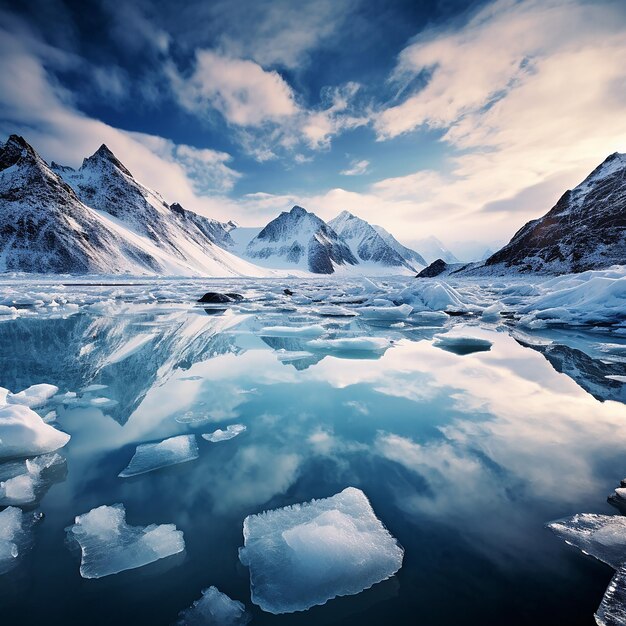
[
  {"left": 202, "top": 424, "right": 247, "bottom": 443},
  {"left": 481, "top": 301, "right": 505, "bottom": 321},
  {"left": 175, "top": 586, "right": 250, "bottom": 625},
  {"left": 393, "top": 281, "right": 473, "bottom": 313},
  {"left": 119, "top": 435, "right": 199, "bottom": 478},
  {"left": 239, "top": 487, "right": 404, "bottom": 614},
  {"left": 432, "top": 334, "right": 493, "bottom": 355},
  {"left": 65, "top": 503, "right": 185, "bottom": 578},
  {"left": 547, "top": 513, "right": 626, "bottom": 569},
  {"left": 307, "top": 337, "right": 392, "bottom": 353},
  {"left": 259, "top": 324, "right": 326, "bottom": 338},
  {"left": 0, "top": 452, "right": 65, "bottom": 505},
  {"left": 6, "top": 383, "right": 59, "bottom": 408},
  {"left": 0, "top": 506, "right": 33, "bottom": 575},
  {"left": 357, "top": 304, "right": 413, "bottom": 321},
  {"left": 0, "top": 404, "right": 71, "bottom": 460},
  {"left": 596, "top": 564, "right": 626, "bottom": 626},
  {"left": 314, "top": 305, "right": 358, "bottom": 317}
]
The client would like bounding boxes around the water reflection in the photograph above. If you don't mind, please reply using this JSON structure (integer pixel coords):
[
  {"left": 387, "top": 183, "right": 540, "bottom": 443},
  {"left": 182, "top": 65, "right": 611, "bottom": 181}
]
[{"left": 0, "top": 302, "right": 624, "bottom": 625}]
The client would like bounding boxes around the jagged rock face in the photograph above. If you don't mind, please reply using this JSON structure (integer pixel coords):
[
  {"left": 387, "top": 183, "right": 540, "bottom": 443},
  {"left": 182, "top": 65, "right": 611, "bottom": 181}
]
[
  {"left": 329, "top": 211, "right": 425, "bottom": 271},
  {"left": 169, "top": 202, "right": 233, "bottom": 249},
  {"left": 246, "top": 206, "right": 357, "bottom": 273},
  {"left": 486, "top": 153, "right": 626, "bottom": 273},
  {"left": 0, "top": 135, "right": 160, "bottom": 273}
]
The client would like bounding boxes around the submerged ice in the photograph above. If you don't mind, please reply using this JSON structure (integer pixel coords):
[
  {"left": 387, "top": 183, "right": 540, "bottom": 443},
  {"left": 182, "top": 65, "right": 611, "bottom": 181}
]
[
  {"left": 202, "top": 424, "right": 246, "bottom": 442},
  {"left": 0, "top": 506, "right": 32, "bottom": 575},
  {"left": 175, "top": 586, "right": 250, "bottom": 625},
  {"left": 119, "top": 435, "right": 199, "bottom": 477},
  {"left": 65, "top": 503, "right": 185, "bottom": 578},
  {"left": 238, "top": 486, "right": 404, "bottom": 614}
]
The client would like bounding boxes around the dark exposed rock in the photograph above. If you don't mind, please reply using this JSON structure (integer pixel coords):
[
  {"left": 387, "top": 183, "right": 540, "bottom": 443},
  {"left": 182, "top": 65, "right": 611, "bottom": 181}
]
[
  {"left": 283, "top": 288, "right": 294, "bottom": 296},
  {"left": 416, "top": 259, "right": 448, "bottom": 277},
  {"left": 197, "top": 292, "right": 243, "bottom": 303}
]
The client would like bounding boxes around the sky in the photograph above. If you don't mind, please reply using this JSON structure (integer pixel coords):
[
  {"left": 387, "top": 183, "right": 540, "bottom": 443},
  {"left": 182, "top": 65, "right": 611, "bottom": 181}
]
[{"left": 0, "top": 0, "right": 625, "bottom": 259}]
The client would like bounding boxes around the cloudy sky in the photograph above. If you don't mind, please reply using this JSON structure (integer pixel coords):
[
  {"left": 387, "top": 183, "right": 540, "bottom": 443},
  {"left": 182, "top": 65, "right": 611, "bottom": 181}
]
[{"left": 1, "top": 0, "right": 625, "bottom": 257}]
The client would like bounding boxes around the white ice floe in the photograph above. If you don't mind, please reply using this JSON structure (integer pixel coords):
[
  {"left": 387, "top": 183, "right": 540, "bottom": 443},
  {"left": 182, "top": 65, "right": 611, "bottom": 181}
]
[
  {"left": 307, "top": 337, "right": 392, "bottom": 353},
  {"left": 357, "top": 304, "right": 413, "bottom": 321},
  {"left": 0, "top": 305, "right": 18, "bottom": 316},
  {"left": 481, "top": 301, "right": 505, "bottom": 321},
  {"left": 595, "top": 564, "right": 626, "bottom": 626},
  {"left": 314, "top": 305, "right": 358, "bottom": 317},
  {"left": 259, "top": 325, "right": 326, "bottom": 338},
  {"left": 65, "top": 503, "right": 185, "bottom": 578},
  {"left": 0, "top": 506, "right": 32, "bottom": 575},
  {"left": 0, "top": 452, "right": 64, "bottom": 505},
  {"left": 202, "top": 424, "right": 247, "bottom": 443},
  {"left": 6, "top": 383, "right": 59, "bottom": 408},
  {"left": 432, "top": 334, "right": 493, "bottom": 355},
  {"left": 0, "top": 404, "right": 70, "bottom": 460},
  {"left": 519, "top": 270, "right": 626, "bottom": 326},
  {"left": 175, "top": 586, "right": 250, "bottom": 625},
  {"left": 547, "top": 513, "right": 626, "bottom": 569},
  {"left": 239, "top": 486, "right": 404, "bottom": 614},
  {"left": 393, "top": 281, "right": 473, "bottom": 312},
  {"left": 119, "top": 435, "right": 199, "bottom": 477}
]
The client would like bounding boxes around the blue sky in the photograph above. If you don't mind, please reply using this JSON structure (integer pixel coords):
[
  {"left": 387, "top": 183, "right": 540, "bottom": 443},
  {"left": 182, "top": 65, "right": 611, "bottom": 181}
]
[{"left": 1, "top": 0, "right": 625, "bottom": 258}]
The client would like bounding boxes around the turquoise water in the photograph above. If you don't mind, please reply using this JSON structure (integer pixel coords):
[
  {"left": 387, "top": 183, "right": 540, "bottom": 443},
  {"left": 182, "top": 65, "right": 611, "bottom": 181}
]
[{"left": 1, "top": 293, "right": 625, "bottom": 625}]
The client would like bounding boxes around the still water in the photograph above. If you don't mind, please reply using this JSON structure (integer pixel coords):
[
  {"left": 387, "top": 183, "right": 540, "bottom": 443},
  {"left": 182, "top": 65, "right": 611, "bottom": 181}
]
[{"left": 1, "top": 283, "right": 625, "bottom": 625}]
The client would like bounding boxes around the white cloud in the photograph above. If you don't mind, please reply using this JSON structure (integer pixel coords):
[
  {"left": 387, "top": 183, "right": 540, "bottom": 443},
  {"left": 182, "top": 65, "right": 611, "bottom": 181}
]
[
  {"left": 169, "top": 50, "right": 298, "bottom": 127},
  {"left": 340, "top": 159, "right": 370, "bottom": 176}
]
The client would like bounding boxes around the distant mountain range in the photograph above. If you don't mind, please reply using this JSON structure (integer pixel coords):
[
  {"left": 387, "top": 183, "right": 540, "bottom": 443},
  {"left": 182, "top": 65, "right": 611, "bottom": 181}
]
[
  {"left": 1, "top": 134, "right": 623, "bottom": 277},
  {"left": 0, "top": 135, "right": 428, "bottom": 276}
]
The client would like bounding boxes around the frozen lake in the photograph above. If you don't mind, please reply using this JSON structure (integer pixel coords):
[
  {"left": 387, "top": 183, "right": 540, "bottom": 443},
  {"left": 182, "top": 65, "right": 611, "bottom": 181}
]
[{"left": 0, "top": 274, "right": 625, "bottom": 625}]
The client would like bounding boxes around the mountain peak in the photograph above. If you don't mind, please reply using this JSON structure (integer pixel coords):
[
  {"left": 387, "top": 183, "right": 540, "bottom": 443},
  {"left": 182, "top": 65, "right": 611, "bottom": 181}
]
[
  {"left": 82, "top": 143, "right": 132, "bottom": 177},
  {"left": 0, "top": 134, "right": 43, "bottom": 172},
  {"left": 289, "top": 205, "right": 307, "bottom": 217}
]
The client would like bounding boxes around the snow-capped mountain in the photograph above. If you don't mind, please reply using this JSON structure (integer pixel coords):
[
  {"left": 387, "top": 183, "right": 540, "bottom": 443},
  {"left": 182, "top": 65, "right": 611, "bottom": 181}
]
[
  {"left": 328, "top": 211, "right": 425, "bottom": 273},
  {"left": 484, "top": 152, "right": 626, "bottom": 273},
  {"left": 411, "top": 236, "right": 459, "bottom": 265},
  {"left": 245, "top": 206, "right": 357, "bottom": 273},
  {"left": 0, "top": 135, "right": 270, "bottom": 276}
]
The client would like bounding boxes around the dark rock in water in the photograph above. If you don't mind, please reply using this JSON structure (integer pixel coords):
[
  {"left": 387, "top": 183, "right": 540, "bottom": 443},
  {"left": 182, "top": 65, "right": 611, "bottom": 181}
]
[
  {"left": 283, "top": 288, "right": 294, "bottom": 296},
  {"left": 197, "top": 292, "right": 242, "bottom": 303},
  {"left": 416, "top": 259, "right": 448, "bottom": 278}
]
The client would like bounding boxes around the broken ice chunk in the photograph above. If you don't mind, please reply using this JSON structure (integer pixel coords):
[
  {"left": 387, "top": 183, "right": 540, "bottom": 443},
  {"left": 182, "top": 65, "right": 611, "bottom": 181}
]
[
  {"left": 259, "top": 325, "right": 326, "bottom": 338},
  {"left": 202, "top": 424, "right": 246, "bottom": 443},
  {"left": 6, "top": 383, "right": 59, "bottom": 408},
  {"left": 65, "top": 503, "right": 185, "bottom": 578},
  {"left": 432, "top": 334, "right": 493, "bottom": 355},
  {"left": 307, "top": 337, "right": 392, "bottom": 353},
  {"left": 596, "top": 564, "right": 626, "bottom": 626},
  {"left": 239, "top": 487, "right": 404, "bottom": 614},
  {"left": 547, "top": 514, "right": 626, "bottom": 569},
  {"left": 357, "top": 304, "right": 413, "bottom": 321},
  {"left": 0, "top": 404, "right": 71, "bottom": 460},
  {"left": 175, "top": 586, "right": 250, "bottom": 625},
  {"left": 314, "top": 305, "right": 358, "bottom": 317},
  {"left": 0, "top": 506, "right": 32, "bottom": 575},
  {"left": 119, "top": 435, "right": 199, "bottom": 478},
  {"left": 0, "top": 452, "right": 65, "bottom": 505}
]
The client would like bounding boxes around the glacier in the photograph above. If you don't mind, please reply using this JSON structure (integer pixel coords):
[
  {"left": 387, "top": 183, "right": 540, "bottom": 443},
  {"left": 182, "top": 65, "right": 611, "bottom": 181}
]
[
  {"left": 238, "top": 487, "right": 404, "bottom": 614},
  {"left": 65, "top": 503, "right": 185, "bottom": 578}
]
